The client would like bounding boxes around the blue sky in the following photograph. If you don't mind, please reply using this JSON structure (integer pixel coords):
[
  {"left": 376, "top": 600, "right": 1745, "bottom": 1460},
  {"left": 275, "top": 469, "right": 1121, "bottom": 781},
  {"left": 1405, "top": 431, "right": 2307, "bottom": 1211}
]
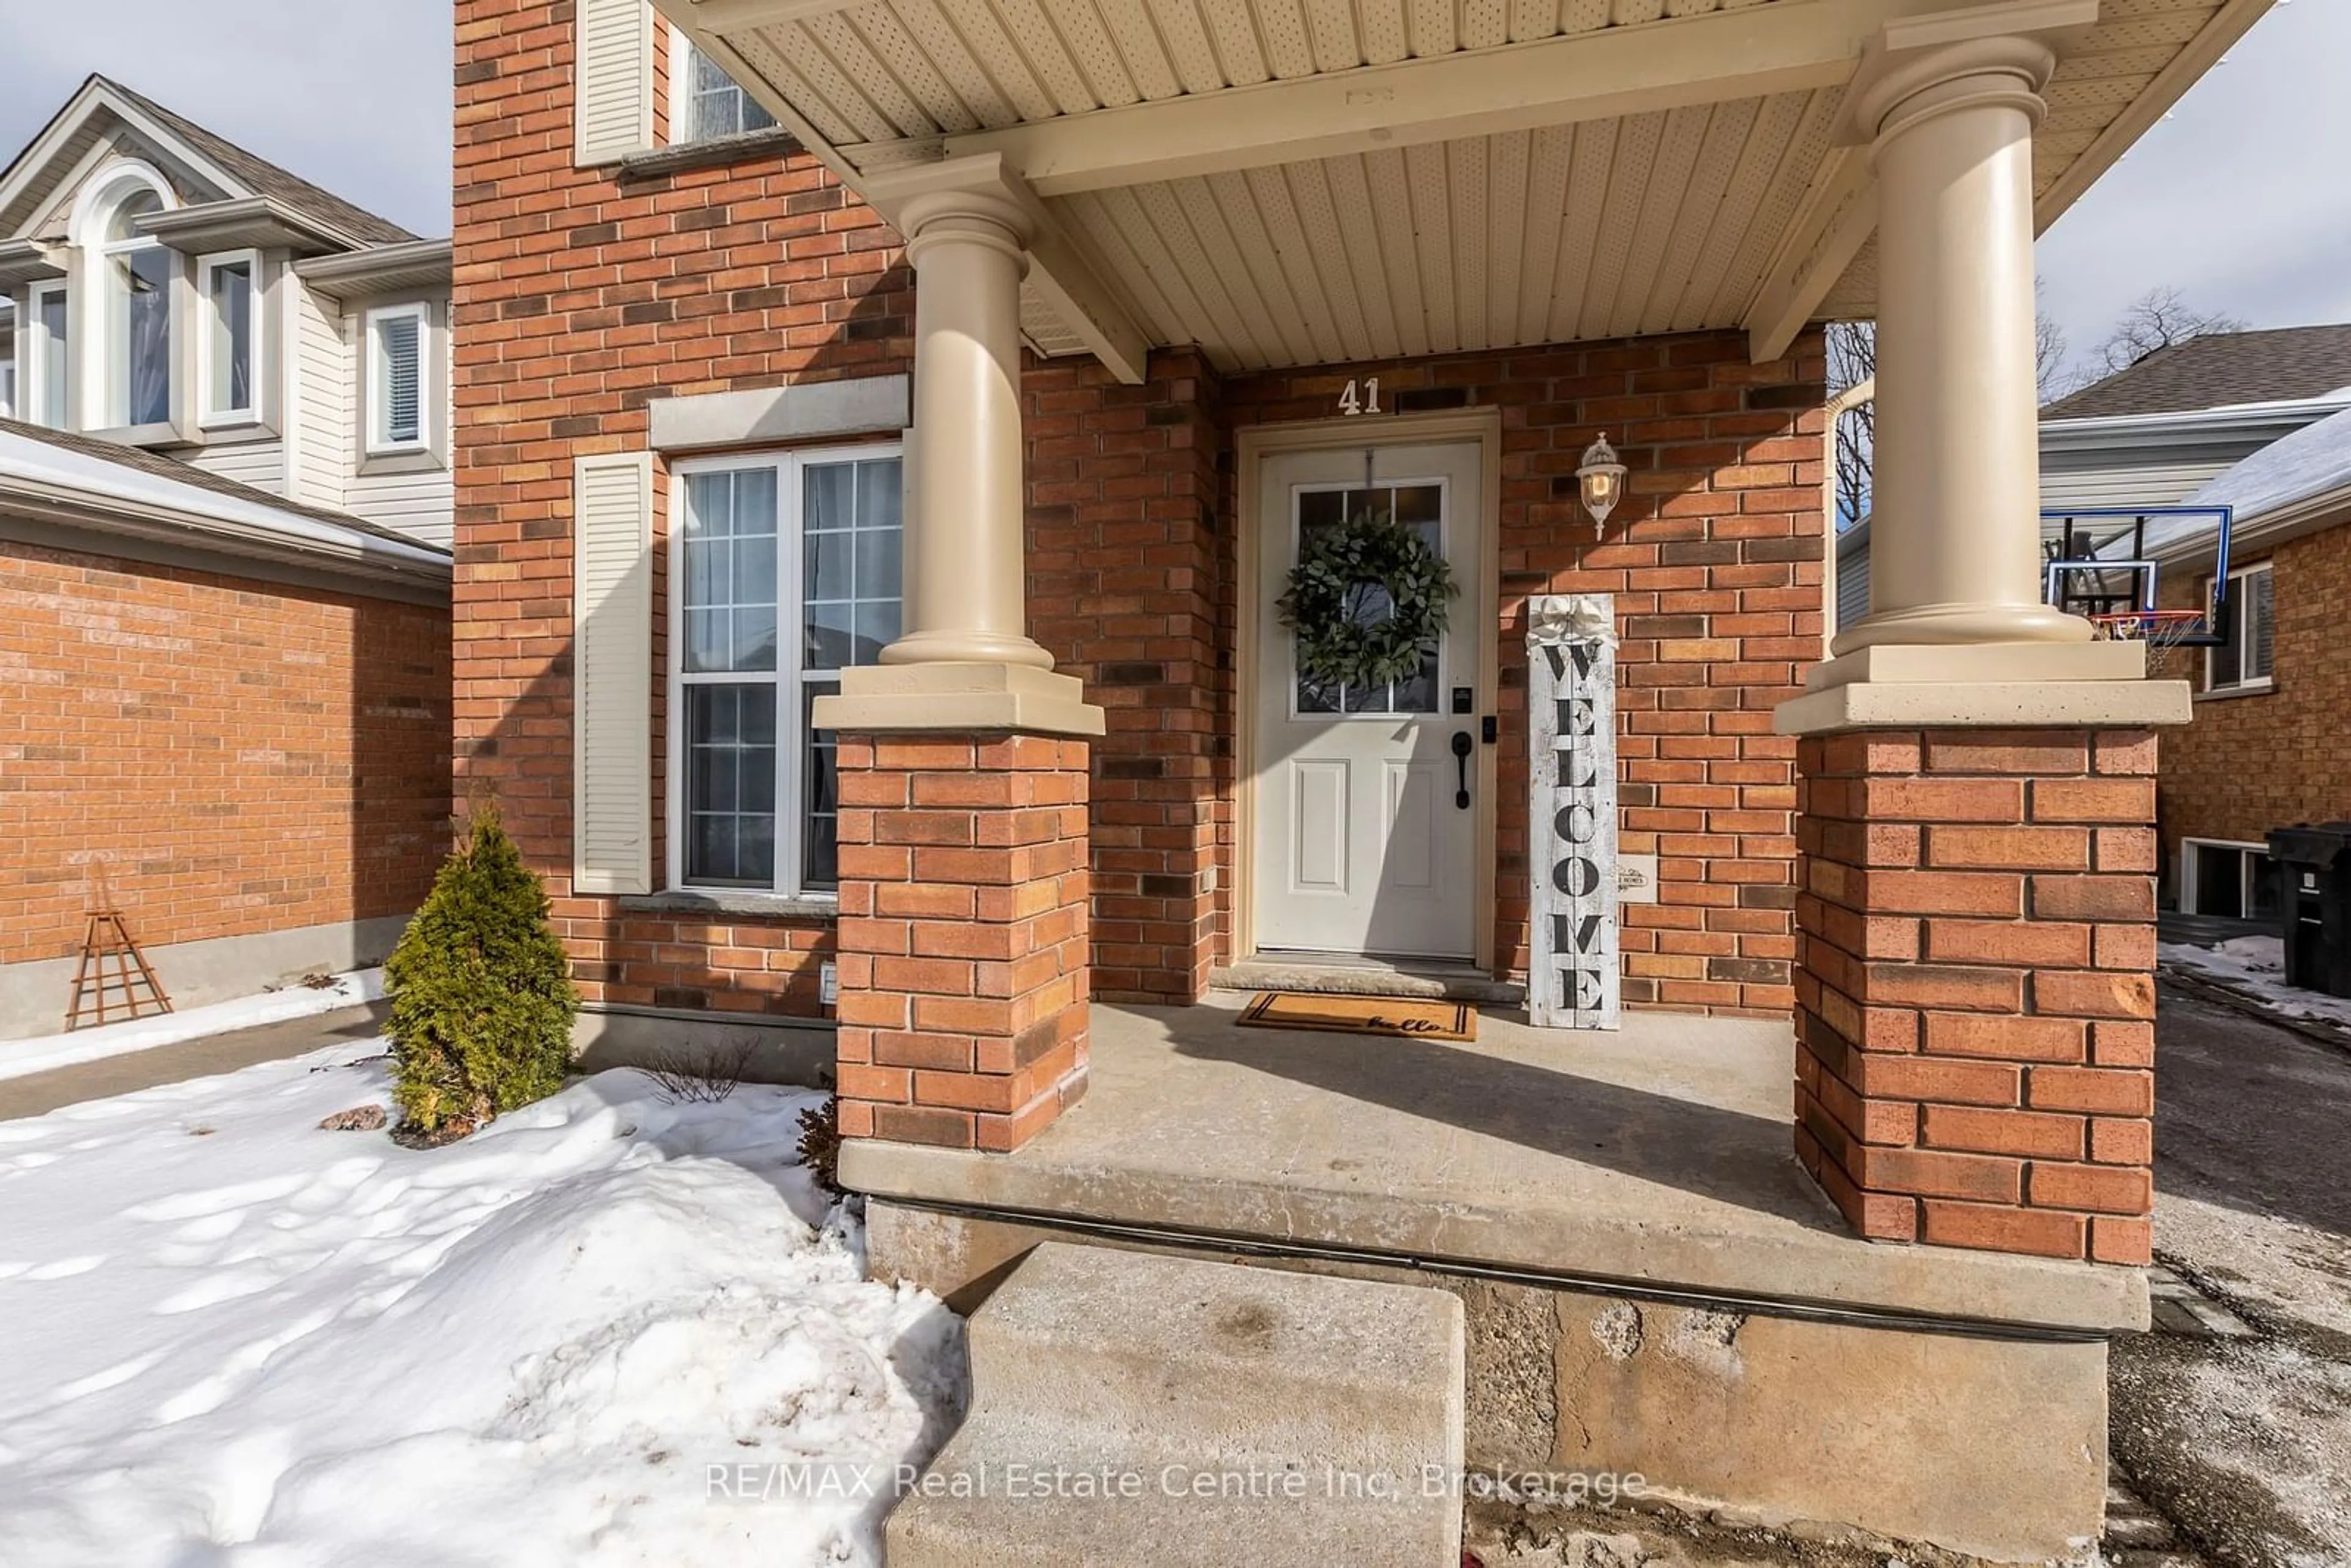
[{"left": 1, "top": 0, "right": 2342, "bottom": 369}]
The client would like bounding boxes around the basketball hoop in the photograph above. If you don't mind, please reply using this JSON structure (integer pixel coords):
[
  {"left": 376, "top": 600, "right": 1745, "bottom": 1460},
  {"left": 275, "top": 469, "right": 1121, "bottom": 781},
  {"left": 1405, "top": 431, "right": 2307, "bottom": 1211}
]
[{"left": 2088, "top": 609, "right": 2207, "bottom": 651}]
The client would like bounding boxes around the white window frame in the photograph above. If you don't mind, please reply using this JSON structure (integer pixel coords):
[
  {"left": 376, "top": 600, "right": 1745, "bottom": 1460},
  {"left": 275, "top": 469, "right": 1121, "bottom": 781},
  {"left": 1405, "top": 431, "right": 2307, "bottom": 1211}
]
[
  {"left": 666, "top": 441, "right": 904, "bottom": 899},
  {"left": 363, "top": 301, "right": 431, "bottom": 456},
  {"left": 0, "top": 302, "right": 16, "bottom": 421},
  {"left": 26, "top": 279, "right": 69, "bottom": 429},
  {"left": 77, "top": 165, "right": 180, "bottom": 433},
  {"left": 667, "top": 28, "right": 779, "bottom": 144},
  {"left": 195, "top": 249, "right": 261, "bottom": 427},
  {"left": 2180, "top": 837, "right": 2273, "bottom": 921},
  {"left": 2203, "top": 561, "right": 2274, "bottom": 695}
]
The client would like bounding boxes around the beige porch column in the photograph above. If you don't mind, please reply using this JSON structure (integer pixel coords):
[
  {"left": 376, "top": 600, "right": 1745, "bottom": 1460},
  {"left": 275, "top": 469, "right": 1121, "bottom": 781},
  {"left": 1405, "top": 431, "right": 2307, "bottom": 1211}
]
[
  {"left": 1837, "top": 32, "right": 2085, "bottom": 653},
  {"left": 1777, "top": 9, "right": 2189, "bottom": 1269},
  {"left": 820, "top": 156, "right": 1105, "bottom": 738},
  {"left": 815, "top": 156, "right": 1102, "bottom": 1160}
]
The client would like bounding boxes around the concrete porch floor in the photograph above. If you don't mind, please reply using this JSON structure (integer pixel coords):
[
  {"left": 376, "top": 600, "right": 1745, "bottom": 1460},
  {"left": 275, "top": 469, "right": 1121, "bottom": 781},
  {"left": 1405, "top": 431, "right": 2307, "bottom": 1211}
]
[{"left": 842, "top": 995, "right": 2147, "bottom": 1335}]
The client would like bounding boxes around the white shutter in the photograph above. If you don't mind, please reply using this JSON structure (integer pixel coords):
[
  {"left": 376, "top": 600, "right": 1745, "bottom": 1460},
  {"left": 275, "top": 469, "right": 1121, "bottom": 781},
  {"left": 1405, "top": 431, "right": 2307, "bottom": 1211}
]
[
  {"left": 573, "top": 453, "right": 656, "bottom": 895},
  {"left": 575, "top": 0, "right": 653, "bottom": 166}
]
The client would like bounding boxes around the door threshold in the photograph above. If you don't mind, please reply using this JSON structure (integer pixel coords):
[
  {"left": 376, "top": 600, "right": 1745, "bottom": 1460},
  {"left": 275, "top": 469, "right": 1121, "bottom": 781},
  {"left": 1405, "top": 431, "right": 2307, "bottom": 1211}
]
[{"left": 1210, "top": 952, "right": 1524, "bottom": 1007}]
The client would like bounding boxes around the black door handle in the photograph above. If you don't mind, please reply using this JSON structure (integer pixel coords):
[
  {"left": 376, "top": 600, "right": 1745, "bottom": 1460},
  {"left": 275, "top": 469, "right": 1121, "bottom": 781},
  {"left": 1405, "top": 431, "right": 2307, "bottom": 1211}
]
[{"left": 1452, "top": 730, "right": 1473, "bottom": 809}]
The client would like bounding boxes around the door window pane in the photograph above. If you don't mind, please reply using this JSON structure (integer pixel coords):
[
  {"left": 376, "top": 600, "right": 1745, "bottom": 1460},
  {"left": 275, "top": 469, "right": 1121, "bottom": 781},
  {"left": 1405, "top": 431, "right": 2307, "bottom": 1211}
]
[
  {"left": 1292, "top": 482, "right": 1444, "bottom": 716},
  {"left": 207, "top": 260, "right": 253, "bottom": 415},
  {"left": 685, "top": 685, "right": 778, "bottom": 885}
]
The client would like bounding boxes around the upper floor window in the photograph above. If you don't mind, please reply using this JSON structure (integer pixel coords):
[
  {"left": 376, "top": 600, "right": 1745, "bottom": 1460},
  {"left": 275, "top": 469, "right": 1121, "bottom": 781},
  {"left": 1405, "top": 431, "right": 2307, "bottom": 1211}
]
[
  {"left": 83, "top": 174, "right": 176, "bottom": 429},
  {"left": 198, "top": 252, "right": 257, "bottom": 425},
  {"left": 28, "top": 281, "right": 69, "bottom": 429},
  {"left": 681, "top": 42, "right": 776, "bottom": 141},
  {"left": 0, "top": 306, "right": 14, "bottom": 420},
  {"left": 2207, "top": 562, "right": 2274, "bottom": 694},
  {"left": 365, "top": 302, "right": 429, "bottom": 454}
]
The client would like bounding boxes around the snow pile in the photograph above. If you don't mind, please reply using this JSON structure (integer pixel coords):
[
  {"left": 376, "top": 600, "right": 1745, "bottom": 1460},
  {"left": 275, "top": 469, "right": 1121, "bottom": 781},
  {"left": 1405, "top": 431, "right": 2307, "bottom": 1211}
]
[
  {"left": 0, "top": 969, "right": 385, "bottom": 1083},
  {"left": 0, "top": 1047, "right": 963, "bottom": 1566},
  {"left": 2161, "top": 934, "right": 2351, "bottom": 1032}
]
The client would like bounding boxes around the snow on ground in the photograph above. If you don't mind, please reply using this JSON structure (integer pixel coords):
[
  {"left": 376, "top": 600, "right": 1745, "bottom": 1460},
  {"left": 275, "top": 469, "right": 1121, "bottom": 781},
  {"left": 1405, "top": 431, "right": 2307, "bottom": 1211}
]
[
  {"left": 2160, "top": 934, "right": 2351, "bottom": 1032},
  {"left": 0, "top": 969, "right": 386, "bottom": 1084},
  {"left": 0, "top": 1043, "right": 963, "bottom": 1567}
]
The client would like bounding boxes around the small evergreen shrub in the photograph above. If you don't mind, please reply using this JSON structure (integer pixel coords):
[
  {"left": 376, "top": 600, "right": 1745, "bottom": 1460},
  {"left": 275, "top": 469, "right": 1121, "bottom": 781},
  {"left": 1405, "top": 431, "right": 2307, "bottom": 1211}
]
[{"left": 385, "top": 806, "right": 579, "bottom": 1136}]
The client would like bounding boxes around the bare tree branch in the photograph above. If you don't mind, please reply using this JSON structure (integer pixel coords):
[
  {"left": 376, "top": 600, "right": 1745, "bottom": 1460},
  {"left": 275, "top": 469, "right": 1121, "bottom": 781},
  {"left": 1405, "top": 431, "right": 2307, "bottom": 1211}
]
[
  {"left": 2092, "top": 287, "right": 2249, "bottom": 377},
  {"left": 1826, "top": 320, "right": 1875, "bottom": 531}
]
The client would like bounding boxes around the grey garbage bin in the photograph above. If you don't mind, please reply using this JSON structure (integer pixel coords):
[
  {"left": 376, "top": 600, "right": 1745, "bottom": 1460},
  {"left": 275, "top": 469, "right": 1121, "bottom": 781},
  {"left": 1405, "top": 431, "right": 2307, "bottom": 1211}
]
[{"left": 2266, "top": 822, "right": 2351, "bottom": 998}]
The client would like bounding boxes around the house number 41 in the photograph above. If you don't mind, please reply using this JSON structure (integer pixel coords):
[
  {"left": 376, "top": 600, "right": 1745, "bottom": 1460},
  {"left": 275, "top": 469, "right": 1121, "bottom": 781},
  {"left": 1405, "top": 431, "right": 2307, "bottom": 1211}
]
[{"left": 1338, "top": 377, "right": 1381, "bottom": 416}]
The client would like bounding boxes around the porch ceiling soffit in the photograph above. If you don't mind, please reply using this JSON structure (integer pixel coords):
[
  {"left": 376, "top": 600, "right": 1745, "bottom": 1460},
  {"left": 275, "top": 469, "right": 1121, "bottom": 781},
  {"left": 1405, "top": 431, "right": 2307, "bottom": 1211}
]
[{"left": 670, "top": 0, "right": 2271, "bottom": 372}]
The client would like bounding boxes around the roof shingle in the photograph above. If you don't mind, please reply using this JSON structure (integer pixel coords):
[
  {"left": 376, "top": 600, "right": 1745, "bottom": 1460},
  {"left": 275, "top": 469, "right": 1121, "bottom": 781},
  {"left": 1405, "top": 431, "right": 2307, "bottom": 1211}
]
[
  {"left": 2043, "top": 325, "right": 2351, "bottom": 421},
  {"left": 99, "top": 76, "right": 418, "bottom": 247}
]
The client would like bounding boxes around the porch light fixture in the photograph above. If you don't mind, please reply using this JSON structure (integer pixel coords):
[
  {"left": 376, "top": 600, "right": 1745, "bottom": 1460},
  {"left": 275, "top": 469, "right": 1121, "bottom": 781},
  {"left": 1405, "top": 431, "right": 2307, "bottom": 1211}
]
[{"left": 1576, "top": 433, "right": 1627, "bottom": 536}]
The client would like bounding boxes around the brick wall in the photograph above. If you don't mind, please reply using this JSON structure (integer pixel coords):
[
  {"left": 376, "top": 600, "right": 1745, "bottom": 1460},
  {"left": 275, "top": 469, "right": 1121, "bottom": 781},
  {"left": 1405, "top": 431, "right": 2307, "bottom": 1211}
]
[
  {"left": 833, "top": 733, "right": 1092, "bottom": 1148},
  {"left": 454, "top": 0, "right": 910, "bottom": 1013},
  {"left": 460, "top": 0, "right": 1824, "bottom": 1020},
  {"left": 2154, "top": 521, "right": 2351, "bottom": 896},
  {"left": 1223, "top": 331, "right": 1828, "bottom": 1016},
  {"left": 0, "top": 539, "right": 449, "bottom": 966},
  {"left": 1024, "top": 351, "right": 1228, "bottom": 1002},
  {"left": 1794, "top": 729, "right": 2159, "bottom": 1264}
]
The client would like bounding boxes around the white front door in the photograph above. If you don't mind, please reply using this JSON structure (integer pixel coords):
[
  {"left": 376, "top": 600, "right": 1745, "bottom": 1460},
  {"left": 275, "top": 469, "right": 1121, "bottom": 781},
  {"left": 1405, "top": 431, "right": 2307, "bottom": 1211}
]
[{"left": 1252, "top": 441, "right": 1484, "bottom": 960}]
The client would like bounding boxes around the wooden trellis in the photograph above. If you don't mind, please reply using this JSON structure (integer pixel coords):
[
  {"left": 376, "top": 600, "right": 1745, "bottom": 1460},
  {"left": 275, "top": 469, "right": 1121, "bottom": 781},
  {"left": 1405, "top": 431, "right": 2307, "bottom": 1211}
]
[{"left": 66, "top": 912, "right": 174, "bottom": 1030}]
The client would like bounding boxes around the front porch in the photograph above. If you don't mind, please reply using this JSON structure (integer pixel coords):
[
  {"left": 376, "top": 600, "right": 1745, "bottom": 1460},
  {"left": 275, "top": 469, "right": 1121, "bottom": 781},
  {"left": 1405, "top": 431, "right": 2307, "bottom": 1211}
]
[
  {"left": 846, "top": 995, "right": 2141, "bottom": 1333},
  {"left": 847, "top": 996, "right": 2139, "bottom": 1559}
]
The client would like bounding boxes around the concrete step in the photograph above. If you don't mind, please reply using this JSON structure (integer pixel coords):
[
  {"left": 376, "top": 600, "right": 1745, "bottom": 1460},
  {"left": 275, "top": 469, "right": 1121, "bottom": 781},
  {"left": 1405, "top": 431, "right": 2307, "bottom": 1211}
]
[{"left": 888, "top": 1242, "right": 1465, "bottom": 1568}]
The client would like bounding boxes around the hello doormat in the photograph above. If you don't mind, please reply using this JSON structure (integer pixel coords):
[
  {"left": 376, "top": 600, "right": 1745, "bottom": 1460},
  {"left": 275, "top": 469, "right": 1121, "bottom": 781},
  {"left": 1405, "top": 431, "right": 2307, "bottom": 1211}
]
[{"left": 1235, "top": 992, "right": 1478, "bottom": 1042}]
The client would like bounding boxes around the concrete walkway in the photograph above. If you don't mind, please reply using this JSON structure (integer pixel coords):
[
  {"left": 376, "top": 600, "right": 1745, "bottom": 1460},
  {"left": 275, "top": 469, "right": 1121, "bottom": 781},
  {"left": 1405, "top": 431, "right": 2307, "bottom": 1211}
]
[{"left": 0, "top": 1001, "right": 391, "bottom": 1123}]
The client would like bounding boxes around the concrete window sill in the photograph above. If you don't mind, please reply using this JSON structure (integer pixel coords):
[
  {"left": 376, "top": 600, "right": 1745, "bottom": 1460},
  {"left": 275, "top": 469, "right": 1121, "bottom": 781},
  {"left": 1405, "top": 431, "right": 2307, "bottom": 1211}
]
[
  {"left": 618, "top": 129, "right": 800, "bottom": 182},
  {"left": 618, "top": 889, "right": 838, "bottom": 921},
  {"left": 2194, "top": 680, "right": 2276, "bottom": 703}
]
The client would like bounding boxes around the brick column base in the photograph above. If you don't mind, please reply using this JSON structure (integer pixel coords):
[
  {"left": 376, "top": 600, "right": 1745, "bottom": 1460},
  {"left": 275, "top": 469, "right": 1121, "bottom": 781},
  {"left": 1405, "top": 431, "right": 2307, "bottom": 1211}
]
[
  {"left": 1793, "top": 728, "right": 2158, "bottom": 1265},
  {"left": 832, "top": 733, "right": 1092, "bottom": 1152}
]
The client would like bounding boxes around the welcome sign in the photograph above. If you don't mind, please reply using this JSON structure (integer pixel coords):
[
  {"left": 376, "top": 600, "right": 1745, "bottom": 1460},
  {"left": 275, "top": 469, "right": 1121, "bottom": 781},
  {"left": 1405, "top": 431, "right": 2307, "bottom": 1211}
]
[{"left": 1527, "top": 595, "right": 1618, "bottom": 1030}]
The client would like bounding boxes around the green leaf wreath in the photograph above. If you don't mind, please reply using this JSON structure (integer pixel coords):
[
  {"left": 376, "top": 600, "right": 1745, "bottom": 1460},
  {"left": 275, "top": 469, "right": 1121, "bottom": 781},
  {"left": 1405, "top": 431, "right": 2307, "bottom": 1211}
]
[{"left": 1277, "top": 505, "right": 1457, "bottom": 690}]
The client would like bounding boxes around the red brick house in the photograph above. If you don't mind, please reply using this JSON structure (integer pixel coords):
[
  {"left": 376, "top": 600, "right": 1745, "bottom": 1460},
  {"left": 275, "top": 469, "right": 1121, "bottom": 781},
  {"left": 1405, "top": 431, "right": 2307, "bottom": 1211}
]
[
  {"left": 0, "top": 82, "right": 454, "bottom": 1038},
  {"left": 454, "top": 0, "right": 2267, "bottom": 1556}
]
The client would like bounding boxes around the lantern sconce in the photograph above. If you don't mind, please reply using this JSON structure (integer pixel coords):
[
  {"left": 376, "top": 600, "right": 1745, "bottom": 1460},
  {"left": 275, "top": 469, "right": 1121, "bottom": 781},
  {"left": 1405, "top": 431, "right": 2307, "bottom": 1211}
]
[{"left": 1575, "top": 432, "right": 1628, "bottom": 536}]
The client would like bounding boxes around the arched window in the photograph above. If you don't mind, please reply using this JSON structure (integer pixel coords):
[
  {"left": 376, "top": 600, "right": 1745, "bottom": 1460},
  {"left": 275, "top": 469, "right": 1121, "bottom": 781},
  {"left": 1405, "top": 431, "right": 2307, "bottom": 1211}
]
[{"left": 73, "top": 166, "right": 178, "bottom": 429}]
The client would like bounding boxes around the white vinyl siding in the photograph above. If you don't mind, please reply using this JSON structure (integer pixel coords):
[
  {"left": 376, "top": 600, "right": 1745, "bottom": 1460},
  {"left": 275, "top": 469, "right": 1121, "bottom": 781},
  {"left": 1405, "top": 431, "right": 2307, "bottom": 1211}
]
[
  {"left": 576, "top": 0, "right": 654, "bottom": 165},
  {"left": 291, "top": 283, "right": 351, "bottom": 509},
  {"left": 575, "top": 452, "right": 658, "bottom": 896},
  {"left": 2038, "top": 459, "right": 2234, "bottom": 512},
  {"left": 183, "top": 438, "right": 287, "bottom": 495},
  {"left": 347, "top": 464, "right": 455, "bottom": 551}
]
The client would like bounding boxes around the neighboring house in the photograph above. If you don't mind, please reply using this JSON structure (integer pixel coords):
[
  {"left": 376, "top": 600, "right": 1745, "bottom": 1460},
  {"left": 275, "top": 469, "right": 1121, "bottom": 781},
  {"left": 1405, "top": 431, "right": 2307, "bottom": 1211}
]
[
  {"left": 0, "top": 76, "right": 455, "bottom": 547},
  {"left": 0, "top": 80, "right": 456, "bottom": 1037},
  {"left": 1835, "top": 323, "right": 2351, "bottom": 629},
  {"left": 2146, "top": 403, "right": 2351, "bottom": 921},
  {"left": 453, "top": 0, "right": 2267, "bottom": 1559},
  {"left": 1839, "top": 324, "right": 2351, "bottom": 917}
]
